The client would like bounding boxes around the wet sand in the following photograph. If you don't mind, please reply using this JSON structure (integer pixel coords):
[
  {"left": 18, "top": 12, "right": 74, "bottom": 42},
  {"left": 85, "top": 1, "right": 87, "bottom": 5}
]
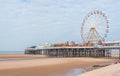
[
  {"left": 0, "top": 54, "right": 114, "bottom": 76},
  {"left": 0, "top": 54, "right": 49, "bottom": 61},
  {"left": 0, "top": 54, "right": 48, "bottom": 58}
]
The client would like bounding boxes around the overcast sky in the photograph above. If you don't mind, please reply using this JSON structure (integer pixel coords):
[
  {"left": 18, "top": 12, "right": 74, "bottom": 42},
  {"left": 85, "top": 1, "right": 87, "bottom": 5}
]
[{"left": 0, "top": 0, "right": 119, "bottom": 51}]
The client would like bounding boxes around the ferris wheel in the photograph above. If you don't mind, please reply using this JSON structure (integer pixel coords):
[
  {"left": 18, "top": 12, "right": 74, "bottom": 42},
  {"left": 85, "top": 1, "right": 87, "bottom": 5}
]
[{"left": 81, "top": 10, "right": 109, "bottom": 44}]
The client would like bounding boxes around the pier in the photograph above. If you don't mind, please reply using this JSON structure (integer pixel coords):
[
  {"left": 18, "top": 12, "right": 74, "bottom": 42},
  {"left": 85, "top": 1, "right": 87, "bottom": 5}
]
[{"left": 25, "top": 45, "right": 120, "bottom": 58}]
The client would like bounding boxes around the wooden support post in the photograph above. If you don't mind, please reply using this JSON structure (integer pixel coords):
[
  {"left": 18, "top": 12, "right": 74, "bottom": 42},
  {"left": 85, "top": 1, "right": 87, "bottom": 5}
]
[
  {"left": 79, "top": 49, "right": 80, "bottom": 57},
  {"left": 119, "top": 49, "right": 120, "bottom": 60},
  {"left": 79, "top": 49, "right": 82, "bottom": 56},
  {"left": 57, "top": 49, "right": 59, "bottom": 57},
  {"left": 70, "top": 49, "right": 71, "bottom": 57},
  {"left": 89, "top": 49, "right": 91, "bottom": 57},
  {"left": 110, "top": 49, "right": 111, "bottom": 58}
]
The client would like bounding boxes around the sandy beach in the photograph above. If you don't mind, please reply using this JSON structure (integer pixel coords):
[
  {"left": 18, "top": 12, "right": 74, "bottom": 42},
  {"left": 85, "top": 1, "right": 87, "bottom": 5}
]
[{"left": 0, "top": 54, "right": 114, "bottom": 76}]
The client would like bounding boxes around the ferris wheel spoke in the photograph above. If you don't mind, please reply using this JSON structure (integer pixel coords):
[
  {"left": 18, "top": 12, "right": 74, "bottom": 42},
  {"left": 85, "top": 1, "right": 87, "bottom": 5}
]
[
  {"left": 93, "top": 14, "right": 99, "bottom": 24},
  {"left": 93, "top": 15, "right": 100, "bottom": 24},
  {"left": 86, "top": 17, "right": 93, "bottom": 27},
  {"left": 95, "top": 16, "right": 105, "bottom": 26},
  {"left": 97, "top": 20, "right": 106, "bottom": 27}
]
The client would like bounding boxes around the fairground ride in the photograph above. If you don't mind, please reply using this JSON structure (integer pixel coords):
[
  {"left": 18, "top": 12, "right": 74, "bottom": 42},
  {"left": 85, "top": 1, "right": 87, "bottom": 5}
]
[{"left": 81, "top": 10, "right": 109, "bottom": 46}]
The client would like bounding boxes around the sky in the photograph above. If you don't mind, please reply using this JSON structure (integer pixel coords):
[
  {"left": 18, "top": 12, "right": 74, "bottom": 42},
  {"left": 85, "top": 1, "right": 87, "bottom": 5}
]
[{"left": 0, "top": 0, "right": 120, "bottom": 51}]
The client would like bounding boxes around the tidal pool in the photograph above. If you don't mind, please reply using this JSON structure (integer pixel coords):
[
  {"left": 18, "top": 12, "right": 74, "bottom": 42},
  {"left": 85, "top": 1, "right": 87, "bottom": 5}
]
[{"left": 65, "top": 68, "right": 85, "bottom": 76}]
